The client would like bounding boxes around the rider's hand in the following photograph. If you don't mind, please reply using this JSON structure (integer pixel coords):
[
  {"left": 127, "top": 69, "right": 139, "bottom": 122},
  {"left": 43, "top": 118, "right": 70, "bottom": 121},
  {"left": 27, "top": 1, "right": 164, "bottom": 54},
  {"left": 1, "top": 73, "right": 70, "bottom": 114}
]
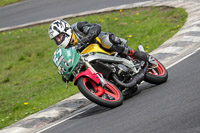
[
  {"left": 81, "top": 36, "right": 91, "bottom": 44},
  {"left": 76, "top": 42, "right": 89, "bottom": 52},
  {"left": 76, "top": 36, "right": 91, "bottom": 52}
]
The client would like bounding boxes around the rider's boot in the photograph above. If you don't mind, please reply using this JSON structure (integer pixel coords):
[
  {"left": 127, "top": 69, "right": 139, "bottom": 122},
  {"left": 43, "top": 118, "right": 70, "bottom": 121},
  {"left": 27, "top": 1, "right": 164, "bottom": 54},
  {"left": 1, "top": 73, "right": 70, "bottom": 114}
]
[
  {"left": 124, "top": 46, "right": 158, "bottom": 67},
  {"left": 111, "top": 42, "right": 157, "bottom": 65},
  {"left": 123, "top": 46, "right": 156, "bottom": 64}
]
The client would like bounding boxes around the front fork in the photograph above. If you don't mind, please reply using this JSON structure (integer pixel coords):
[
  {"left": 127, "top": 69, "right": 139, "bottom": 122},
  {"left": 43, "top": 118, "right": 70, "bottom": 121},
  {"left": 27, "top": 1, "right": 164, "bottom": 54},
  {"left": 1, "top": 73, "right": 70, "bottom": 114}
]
[{"left": 80, "top": 56, "right": 107, "bottom": 87}]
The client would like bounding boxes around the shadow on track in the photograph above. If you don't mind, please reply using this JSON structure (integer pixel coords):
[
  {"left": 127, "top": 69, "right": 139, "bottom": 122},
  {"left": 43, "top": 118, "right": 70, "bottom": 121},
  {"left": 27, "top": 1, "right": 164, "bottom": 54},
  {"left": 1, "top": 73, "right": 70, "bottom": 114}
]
[{"left": 70, "top": 82, "right": 158, "bottom": 120}]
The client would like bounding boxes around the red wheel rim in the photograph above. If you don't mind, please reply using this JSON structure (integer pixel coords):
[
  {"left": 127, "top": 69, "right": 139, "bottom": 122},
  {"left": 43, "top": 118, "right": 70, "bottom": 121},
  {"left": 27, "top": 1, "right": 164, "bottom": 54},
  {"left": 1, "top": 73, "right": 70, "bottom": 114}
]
[
  {"left": 82, "top": 78, "right": 121, "bottom": 102},
  {"left": 148, "top": 61, "right": 165, "bottom": 76}
]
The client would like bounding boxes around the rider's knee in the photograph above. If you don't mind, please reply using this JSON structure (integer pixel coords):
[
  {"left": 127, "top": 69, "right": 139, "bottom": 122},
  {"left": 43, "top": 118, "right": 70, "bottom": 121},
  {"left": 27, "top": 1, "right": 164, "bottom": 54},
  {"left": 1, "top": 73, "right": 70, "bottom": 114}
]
[{"left": 100, "top": 33, "right": 121, "bottom": 49}]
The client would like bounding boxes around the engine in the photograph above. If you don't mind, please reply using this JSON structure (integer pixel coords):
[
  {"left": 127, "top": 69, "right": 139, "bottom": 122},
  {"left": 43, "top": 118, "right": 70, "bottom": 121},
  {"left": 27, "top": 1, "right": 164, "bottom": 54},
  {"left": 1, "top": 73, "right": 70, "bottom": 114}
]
[
  {"left": 114, "top": 64, "right": 133, "bottom": 81},
  {"left": 92, "top": 60, "right": 138, "bottom": 82}
]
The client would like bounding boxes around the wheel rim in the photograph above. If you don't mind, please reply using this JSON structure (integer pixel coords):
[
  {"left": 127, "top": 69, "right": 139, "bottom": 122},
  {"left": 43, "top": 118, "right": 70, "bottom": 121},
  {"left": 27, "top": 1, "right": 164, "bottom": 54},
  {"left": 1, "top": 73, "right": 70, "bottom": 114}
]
[
  {"left": 148, "top": 60, "right": 165, "bottom": 76},
  {"left": 82, "top": 77, "right": 121, "bottom": 102}
]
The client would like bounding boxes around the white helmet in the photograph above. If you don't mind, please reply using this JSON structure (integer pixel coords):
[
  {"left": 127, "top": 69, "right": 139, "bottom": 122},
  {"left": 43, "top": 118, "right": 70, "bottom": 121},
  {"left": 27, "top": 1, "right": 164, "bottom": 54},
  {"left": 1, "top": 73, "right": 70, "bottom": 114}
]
[{"left": 48, "top": 20, "right": 72, "bottom": 48}]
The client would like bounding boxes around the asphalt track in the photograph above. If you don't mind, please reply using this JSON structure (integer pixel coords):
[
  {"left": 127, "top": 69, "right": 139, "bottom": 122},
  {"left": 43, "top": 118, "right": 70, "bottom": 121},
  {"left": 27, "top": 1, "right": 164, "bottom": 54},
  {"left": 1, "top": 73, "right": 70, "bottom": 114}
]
[
  {"left": 41, "top": 49, "right": 200, "bottom": 133},
  {"left": 1, "top": 0, "right": 200, "bottom": 133},
  {"left": 0, "top": 0, "right": 145, "bottom": 29}
]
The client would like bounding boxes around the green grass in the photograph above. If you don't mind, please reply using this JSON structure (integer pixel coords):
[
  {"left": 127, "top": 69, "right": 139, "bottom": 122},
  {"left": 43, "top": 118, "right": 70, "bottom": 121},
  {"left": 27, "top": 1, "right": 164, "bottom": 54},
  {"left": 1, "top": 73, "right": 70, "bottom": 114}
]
[
  {"left": 0, "top": 6, "right": 187, "bottom": 129},
  {"left": 0, "top": 0, "right": 24, "bottom": 7}
]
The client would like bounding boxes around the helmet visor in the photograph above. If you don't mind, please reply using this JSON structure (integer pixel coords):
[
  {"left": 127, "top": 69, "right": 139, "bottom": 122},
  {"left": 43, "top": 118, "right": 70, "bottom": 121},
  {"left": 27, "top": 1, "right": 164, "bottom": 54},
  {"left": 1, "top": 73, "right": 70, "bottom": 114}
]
[{"left": 54, "top": 33, "right": 66, "bottom": 46}]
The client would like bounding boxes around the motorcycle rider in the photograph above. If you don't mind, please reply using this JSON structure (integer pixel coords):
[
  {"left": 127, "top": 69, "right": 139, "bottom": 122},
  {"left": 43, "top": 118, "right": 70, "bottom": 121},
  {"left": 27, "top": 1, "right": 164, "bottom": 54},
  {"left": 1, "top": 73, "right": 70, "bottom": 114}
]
[
  {"left": 48, "top": 19, "right": 157, "bottom": 65},
  {"left": 48, "top": 20, "right": 157, "bottom": 95}
]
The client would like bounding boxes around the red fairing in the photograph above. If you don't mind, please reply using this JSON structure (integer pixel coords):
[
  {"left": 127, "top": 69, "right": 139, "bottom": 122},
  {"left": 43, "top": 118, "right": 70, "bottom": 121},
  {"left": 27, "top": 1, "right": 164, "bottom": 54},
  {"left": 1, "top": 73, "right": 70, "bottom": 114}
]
[{"left": 74, "top": 68, "right": 101, "bottom": 85}]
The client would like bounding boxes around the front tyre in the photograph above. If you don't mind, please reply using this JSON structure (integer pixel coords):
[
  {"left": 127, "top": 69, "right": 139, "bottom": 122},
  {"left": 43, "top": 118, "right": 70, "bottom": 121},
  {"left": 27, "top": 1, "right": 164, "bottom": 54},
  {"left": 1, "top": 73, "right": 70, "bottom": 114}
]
[
  {"left": 144, "top": 59, "right": 168, "bottom": 84},
  {"left": 77, "top": 77, "right": 124, "bottom": 108}
]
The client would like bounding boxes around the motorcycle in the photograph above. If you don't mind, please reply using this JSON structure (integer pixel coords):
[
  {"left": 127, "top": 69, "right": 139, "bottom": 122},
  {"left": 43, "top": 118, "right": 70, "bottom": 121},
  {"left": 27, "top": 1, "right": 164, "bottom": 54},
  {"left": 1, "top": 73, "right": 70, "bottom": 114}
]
[{"left": 52, "top": 43, "right": 168, "bottom": 108}]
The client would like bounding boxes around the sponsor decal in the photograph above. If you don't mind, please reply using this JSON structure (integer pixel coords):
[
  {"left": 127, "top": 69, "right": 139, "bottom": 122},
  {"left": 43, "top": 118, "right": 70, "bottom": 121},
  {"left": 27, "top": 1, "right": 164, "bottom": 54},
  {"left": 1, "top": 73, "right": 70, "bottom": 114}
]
[
  {"left": 67, "top": 50, "right": 71, "bottom": 57},
  {"left": 57, "top": 56, "right": 64, "bottom": 66},
  {"left": 67, "top": 59, "right": 72, "bottom": 63}
]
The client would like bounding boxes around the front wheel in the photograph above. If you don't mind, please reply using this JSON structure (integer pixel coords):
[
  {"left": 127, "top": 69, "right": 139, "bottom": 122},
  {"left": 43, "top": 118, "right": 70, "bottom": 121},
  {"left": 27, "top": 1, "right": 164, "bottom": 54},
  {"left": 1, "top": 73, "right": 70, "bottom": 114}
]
[
  {"left": 77, "top": 77, "right": 124, "bottom": 108},
  {"left": 144, "top": 59, "right": 168, "bottom": 84}
]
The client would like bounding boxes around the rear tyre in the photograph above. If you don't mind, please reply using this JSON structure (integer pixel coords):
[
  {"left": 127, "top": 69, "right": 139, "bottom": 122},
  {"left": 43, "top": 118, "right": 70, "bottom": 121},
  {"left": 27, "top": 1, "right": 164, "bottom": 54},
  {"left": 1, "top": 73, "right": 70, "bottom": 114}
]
[
  {"left": 77, "top": 77, "right": 124, "bottom": 108},
  {"left": 144, "top": 59, "right": 168, "bottom": 84}
]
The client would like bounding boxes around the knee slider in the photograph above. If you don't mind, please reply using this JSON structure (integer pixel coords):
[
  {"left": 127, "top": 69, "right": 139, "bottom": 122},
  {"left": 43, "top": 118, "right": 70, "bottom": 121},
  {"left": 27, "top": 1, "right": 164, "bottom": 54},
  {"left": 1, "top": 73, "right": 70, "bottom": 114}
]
[
  {"left": 100, "top": 34, "right": 113, "bottom": 49},
  {"left": 100, "top": 34, "right": 122, "bottom": 49}
]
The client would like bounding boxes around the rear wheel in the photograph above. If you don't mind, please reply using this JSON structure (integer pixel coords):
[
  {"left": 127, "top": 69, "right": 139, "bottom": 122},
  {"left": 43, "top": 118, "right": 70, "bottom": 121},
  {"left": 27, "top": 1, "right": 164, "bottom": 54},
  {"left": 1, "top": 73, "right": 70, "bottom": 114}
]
[
  {"left": 144, "top": 59, "right": 168, "bottom": 84},
  {"left": 77, "top": 77, "right": 124, "bottom": 108}
]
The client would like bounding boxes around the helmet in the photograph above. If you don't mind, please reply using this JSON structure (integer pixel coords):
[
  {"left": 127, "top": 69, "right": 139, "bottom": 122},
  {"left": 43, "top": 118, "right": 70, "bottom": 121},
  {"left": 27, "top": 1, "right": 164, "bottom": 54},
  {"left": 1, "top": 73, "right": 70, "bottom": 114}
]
[{"left": 48, "top": 20, "right": 72, "bottom": 48}]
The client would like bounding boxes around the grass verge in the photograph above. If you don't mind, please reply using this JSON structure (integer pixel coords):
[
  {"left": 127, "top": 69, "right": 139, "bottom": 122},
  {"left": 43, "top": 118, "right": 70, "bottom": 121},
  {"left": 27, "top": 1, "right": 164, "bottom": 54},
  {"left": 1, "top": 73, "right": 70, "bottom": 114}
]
[
  {"left": 0, "top": 6, "right": 187, "bottom": 129},
  {"left": 0, "top": 0, "right": 24, "bottom": 7}
]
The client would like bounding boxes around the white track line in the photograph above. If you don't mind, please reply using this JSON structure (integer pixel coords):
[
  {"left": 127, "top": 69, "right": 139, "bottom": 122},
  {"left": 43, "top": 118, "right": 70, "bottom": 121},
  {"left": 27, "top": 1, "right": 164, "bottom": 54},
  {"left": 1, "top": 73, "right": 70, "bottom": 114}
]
[
  {"left": 36, "top": 110, "right": 87, "bottom": 133},
  {"left": 166, "top": 47, "right": 200, "bottom": 69}
]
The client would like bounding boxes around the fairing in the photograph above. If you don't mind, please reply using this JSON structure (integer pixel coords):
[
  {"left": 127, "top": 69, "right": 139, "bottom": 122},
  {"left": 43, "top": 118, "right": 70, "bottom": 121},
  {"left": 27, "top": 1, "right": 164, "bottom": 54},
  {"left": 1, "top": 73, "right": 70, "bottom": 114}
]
[
  {"left": 53, "top": 47, "right": 81, "bottom": 80},
  {"left": 81, "top": 44, "right": 115, "bottom": 55}
]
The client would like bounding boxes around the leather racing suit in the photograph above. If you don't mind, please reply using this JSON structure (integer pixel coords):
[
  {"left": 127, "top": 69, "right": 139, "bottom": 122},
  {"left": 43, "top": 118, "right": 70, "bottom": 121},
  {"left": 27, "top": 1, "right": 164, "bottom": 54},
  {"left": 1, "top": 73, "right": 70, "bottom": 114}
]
[{"left": 70, "top": 21, "right": 152, "bottom": 63}]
